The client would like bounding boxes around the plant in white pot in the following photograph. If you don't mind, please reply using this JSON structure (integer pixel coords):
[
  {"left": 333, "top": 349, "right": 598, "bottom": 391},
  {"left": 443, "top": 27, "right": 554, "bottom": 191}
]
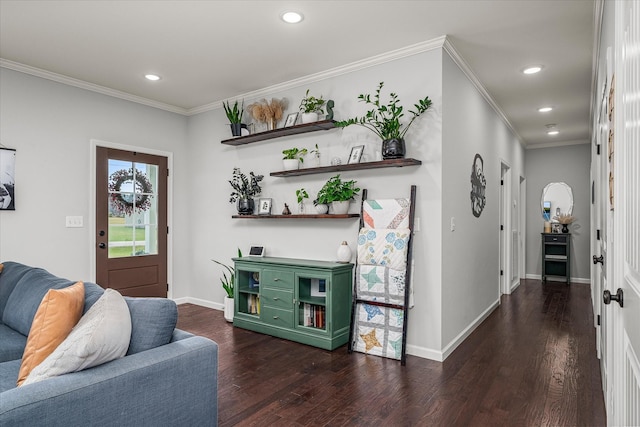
[
  {"left": 317, "top": 174, "right": 360, "bottom": 215},
  {"left": 282, "top": 147, "right": 308, "bottom": 171},
  {"left": 212, "top": 248, "right": 242, "bottom": 322},
  {"left": 299, "top": 89, "right": 326, "bottom": 124},
  {"left": 335, "top": 81, "right": 432, "bottom": 160}
]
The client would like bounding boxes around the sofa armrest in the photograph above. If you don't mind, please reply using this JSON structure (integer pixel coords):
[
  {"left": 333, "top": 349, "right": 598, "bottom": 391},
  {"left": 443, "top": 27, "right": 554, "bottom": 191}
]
[{"left": 0, "top": 336, "right": 218, "bottom": 427}]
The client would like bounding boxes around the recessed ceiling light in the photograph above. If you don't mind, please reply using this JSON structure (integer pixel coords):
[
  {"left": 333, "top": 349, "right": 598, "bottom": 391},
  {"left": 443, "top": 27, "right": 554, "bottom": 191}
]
[
  {"left": 281, "top": 11, "right": 303, "bottom": 24},
  {"left": 538, "top": 106, "right": 553, "bottom": 113},
  {"left": 523, "top": 66, "right": 543, "bottom": 75},
  {"left": 145, "top": 74, "right": 161, "bottom": 81},
  {"left": 547, "top": 130, "right": 559, "bottom": 135}
]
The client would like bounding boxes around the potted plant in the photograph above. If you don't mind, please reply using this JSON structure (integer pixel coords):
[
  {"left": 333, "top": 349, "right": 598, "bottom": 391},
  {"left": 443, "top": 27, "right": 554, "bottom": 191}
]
[
  {"left": 299, "top": 89, "right": 326, "bottom": 124},
  {"left": 554, "top": 213, "right": 576, "bottom": 233},
  {"left": 212, "top": 248, "right": 242, "bottom": 322},
  {"left": 317, "top": 174, "right": 360, "bottom": 215},
  {"left": 223, "top": 100, "right": 246, "bottom": 136},
  {"left": 282, "top": 147, "right": 308, "bottom": 171},
  {"left": 335, "top": 81, "right": 432, "bottom": 159},
  {"left": 310, "top": 143, "right": 321, "bottom": 167},
  {"left": 296, "top": 188, "right": 309, "bottom": 213},
  {"left": 229, "top": 167, "right": 264, "bottom": 215}
]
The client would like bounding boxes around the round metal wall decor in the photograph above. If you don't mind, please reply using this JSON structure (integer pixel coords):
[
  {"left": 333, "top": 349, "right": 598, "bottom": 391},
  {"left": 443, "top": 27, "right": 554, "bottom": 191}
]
[{"left": 470, "top": 153, "right": 486, "bottom": 217}]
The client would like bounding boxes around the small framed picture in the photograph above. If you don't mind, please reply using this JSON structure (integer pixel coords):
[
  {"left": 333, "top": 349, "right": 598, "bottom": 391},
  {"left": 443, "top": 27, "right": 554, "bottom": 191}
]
[
  {"left": 348, "top": 145, "right": 364, "bottom": 164},
  {"left": 258, "top": 198, "right": 272, "bottom": 215},
  {"left": 552, "top": 223, "right": 562, "bottom": 234},
  {"left": 284, "top": 113, "right": 298, "bottom": 127}
]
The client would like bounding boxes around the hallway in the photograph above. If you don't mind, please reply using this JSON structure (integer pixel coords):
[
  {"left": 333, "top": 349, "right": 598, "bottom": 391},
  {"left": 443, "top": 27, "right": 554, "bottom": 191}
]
[{"left": 177, "top": 279, "right": 606, "bottom": 426}]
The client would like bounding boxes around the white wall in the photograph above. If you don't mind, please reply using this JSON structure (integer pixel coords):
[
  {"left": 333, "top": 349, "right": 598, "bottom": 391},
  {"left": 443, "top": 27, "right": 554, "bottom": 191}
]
[
  {"left": 188, "top": 48, "right": 445, "bottom": 358},
  {"left": 0, "top": 68, "right": 192, "bottom": 296},
  {"left": 525, "top": 144, "right": 591, "bottom": 282},
  {"left": 441, "top": 53, "right": 526, "bottom": 353}
]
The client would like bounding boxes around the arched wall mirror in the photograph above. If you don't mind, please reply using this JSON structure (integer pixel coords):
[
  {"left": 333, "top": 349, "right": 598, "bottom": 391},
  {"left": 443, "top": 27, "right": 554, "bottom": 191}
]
[{"left": 541, "top": 182, "right": 573, "bottom": 221}]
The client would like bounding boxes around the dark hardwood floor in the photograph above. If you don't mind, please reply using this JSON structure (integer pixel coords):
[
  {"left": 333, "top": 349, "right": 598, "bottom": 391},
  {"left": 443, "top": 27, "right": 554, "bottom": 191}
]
[{"left": 177, "top": 279, "right": 606, "bottom": 426}]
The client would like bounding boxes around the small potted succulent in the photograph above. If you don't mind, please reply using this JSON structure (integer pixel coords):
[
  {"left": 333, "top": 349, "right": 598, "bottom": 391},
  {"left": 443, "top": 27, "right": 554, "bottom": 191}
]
[
  {"left": 316, "top": 175, "right": 360, "bottom": 215},
  {"left": 223, "top": 100, "right": 246, "bottom": 136},
  {"left": 282, "top": 147, "right": 308, "bottom": 171},
  {"left": 299, "top": 89, "right": 326, "bottom": 124},
  {"left": 228, "top": 167, "right": 263, "bottom": 215},
  {"left": 335, "top": 81, "right": 432, "bottom": 159}
]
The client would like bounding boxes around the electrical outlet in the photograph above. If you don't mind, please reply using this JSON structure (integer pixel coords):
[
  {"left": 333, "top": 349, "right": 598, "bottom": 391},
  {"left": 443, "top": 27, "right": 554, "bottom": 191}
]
[{"left": 65, "top": 216, "right": 83, "bottom": 228}]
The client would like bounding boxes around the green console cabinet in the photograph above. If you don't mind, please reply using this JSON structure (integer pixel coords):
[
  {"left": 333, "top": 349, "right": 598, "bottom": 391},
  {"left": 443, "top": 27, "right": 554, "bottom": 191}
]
[{"left": 233, "top": 257, "right": 353, "bottom": 350}]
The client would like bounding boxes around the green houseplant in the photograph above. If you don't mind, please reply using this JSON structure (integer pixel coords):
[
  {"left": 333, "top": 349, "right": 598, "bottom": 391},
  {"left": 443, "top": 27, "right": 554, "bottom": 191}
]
[
  {"left": 299, "top": 89, "right": 326, "bottom": 124},
  {"left": 296, "top": 188, "right": 309, "bottom": 214},
  {"left": 282, "top": 147, "right": 308, "bottom": 170},
  {"left": 228, "top": 168, "right": 263, "bottom": 215},
  {"left": 212, "top": 248, "right": 243, "bottom": 322},
  {"left": 223, "top": 99, "right": 246, "bottom": 136},
  {"left": 317, "top": 175, "right": 360, "bottom": 214},
  {"left": 335, "top": 81, "right": 432, "bottom": 159}
]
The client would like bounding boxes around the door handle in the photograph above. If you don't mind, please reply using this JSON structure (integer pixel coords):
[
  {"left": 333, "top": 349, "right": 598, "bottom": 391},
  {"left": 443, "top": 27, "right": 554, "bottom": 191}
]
[
  {"left": 98, "top": 243, "right": 106, "bottom": 249},
  {"left": 593, "top": 255, "right": 604, "bottom": 265},
  {"left": 603, "top": 288, "right": 624, "bottom": 308}
]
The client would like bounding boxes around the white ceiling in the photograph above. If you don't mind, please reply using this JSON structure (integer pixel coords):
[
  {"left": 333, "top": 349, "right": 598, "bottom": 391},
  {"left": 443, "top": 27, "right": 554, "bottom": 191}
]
[{"left": 0, "top": 0, "right": 597, "bottom": 148}]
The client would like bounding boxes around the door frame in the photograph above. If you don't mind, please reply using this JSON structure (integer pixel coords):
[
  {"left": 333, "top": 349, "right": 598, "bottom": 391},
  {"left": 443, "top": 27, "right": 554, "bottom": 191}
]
[
  {"left": 499, "top": 160, "right": 512, "bottom": 295},
  {"left": 89, "top": 139, "right": 174, "bottom": 298}
]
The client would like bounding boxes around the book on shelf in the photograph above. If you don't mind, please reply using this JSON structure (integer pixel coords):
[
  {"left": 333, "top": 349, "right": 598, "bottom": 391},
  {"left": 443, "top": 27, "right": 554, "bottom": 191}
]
[
  {"left": 310, "top": 278, "right": 327, "bottom": 297},
  {"left": 247, "top": 294, "right": 260, "bottom": 314},
  {"left": 303, "top": 303, "right": 325, "bottom": 329}
]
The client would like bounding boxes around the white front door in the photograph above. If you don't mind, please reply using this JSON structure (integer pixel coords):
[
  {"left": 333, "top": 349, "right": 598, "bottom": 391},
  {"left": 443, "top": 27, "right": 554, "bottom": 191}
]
[{"left": 609, "top": 1, "right": 640, "bottom": 424}]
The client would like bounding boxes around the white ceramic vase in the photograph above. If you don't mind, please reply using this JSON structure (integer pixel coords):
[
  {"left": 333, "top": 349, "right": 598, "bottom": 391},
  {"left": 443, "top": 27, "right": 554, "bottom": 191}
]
[
  {"left": 331, "top": 200, "right": 350, "bottom": 215},
  {"left": 283, "top": 159, "right": 299, "bottom": 171},
  {"left": 224, "top": 295, "right": 234, "bottom": 322},
  {"left": 300, "top": 112, "right": 318, "bottom": 124},
  {"left": 315, "top": 203, "right": 329, "bottom": 214},
  {"left": 337, "top": 241, "right": 352, "bottom": 263}
]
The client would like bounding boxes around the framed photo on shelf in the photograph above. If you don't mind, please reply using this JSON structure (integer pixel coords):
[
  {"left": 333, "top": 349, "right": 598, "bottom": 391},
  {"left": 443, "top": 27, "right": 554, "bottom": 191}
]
[
  {"left": 552, "top": 223, "right": 562, "bottom": 234},
  {"left": 348, "top": 145, "right": 364, "bottom": 164},
  {"left": 258, "top": 198, "right": 272, "bottom": 215},
  {"left": 284, "top": 113, "right": 298, "bottom": 127}
]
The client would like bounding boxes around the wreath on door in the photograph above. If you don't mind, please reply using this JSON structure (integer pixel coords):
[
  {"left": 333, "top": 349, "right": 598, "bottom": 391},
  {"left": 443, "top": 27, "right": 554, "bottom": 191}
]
[{"left": 108, "top": 168, "right": 153, "bottom": 215}]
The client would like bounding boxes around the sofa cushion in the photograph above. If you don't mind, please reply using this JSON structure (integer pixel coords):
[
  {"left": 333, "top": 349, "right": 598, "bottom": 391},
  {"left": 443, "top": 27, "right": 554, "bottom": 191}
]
[
  {"left": 2, "top": 267, "right": 77, "bottom": 336},
  {"left": 22, "top": 288, "right": 132, "bottom": 386},
  {"left": 0, "top": 359, "right": 21, "bottom": 393},
  {"left": 125, "top": 297, "right": 178, "bottom": 355},
  {"left": 0, "top": 262, "right": 33, "bottom": 320},
  {"left": 17, "top": 281, "right": 85, "bottom": 386},
  {"left": 0, "top": 324, "right": 27, "bottom": 363}
]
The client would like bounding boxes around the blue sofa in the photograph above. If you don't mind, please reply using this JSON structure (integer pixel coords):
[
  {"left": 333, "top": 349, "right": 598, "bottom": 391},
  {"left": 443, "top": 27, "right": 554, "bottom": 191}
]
[{"left": 0, "top": 261, "right": 218, "bottom": 426}]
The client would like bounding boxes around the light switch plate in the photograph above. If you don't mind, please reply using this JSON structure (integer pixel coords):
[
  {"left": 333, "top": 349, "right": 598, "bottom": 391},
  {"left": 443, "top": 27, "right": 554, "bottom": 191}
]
[{"left": 65, "top": 216, "right": 83, "bottom": 228}]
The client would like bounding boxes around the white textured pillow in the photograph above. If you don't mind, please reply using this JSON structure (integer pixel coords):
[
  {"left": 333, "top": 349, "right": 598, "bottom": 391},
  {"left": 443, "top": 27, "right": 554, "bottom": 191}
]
[{"left": 22, "top": 288, "right": 132, "bottom": 386}]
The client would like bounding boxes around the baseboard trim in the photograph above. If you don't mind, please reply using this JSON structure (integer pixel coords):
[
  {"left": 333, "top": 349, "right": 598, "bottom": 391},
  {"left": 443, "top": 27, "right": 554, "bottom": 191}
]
[
  {"left": 440, "top": 298, "right": 500, "bottom": 361},
  {"left": 174, "top": 297, "right": 222, "bottom": 311},
  {"left": 525, "top": 273, "right": 590, "bottom": 284}
]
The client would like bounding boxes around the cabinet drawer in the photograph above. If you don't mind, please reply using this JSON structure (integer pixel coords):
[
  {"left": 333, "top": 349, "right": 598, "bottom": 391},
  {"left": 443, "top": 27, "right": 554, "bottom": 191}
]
[
  {"left": 261, "top": 287, "right": 293, "bottom": 310},
  {"left": 262, "top": 269, "right": 294, "bottom": 289},
  {"left": 261, "top": 306, "right": 293, "bottom": 328},
  {"left": 544, "top": 235, "right": 567, "bottom": 243}
]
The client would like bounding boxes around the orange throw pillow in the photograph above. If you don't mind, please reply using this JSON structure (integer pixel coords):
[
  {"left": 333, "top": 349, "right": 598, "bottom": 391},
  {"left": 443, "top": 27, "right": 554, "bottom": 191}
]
[
  {"left": 0, "top": 263, "right": 3, "bottom": 273},
  {"left": 17, "top": 281, "right": 85, "bottom": 386}
]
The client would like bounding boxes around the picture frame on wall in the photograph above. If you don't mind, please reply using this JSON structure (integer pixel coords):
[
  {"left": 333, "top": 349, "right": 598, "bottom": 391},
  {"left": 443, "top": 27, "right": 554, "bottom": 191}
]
[
  {"left": 284, "top": 113, "right": 298, "bottom": 127},
  {"left": 348, "top": 145, "right": 364, "bottom": 164},
  {"left": 258, "top": 198, "right": 272, "bottom": 215},
  {"left": 0, "top": 148, "right": 16, "bottom": 210}
]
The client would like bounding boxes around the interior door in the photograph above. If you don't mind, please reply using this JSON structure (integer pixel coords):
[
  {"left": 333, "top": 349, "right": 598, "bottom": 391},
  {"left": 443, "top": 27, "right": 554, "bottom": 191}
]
[
  {"left": 610, "top": 1, "right": 640, "bottom": 424},
  {"left": 96, "top": 147, "right": 168, "bottom": 297}
]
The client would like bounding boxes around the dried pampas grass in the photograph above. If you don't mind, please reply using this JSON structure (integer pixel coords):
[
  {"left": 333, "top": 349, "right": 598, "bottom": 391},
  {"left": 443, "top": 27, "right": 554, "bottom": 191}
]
[{"left": 248, "top": 98, "right": 287, "bottom": 124}]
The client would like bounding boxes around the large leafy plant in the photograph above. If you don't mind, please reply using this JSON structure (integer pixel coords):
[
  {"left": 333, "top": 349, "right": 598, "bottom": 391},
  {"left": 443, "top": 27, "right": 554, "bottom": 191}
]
[
  {"left": 282, "top": 147, "right": 308, "bottom": 163},
  {"left": 316, "top": 175, "right": 360, "bottom": 203},
  {"left": 336, "top": 81, "right": 432, "bottom": 140},
  {"left": 229, "top": 168, "right": 263, "bottom": 202},
  {"left": 212, "top": 248, "right": 243, "bottom": 298}
]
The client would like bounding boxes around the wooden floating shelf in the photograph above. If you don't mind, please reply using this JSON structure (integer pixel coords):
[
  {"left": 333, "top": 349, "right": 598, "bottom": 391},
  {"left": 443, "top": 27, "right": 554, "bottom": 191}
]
[
  {"left": 270, "top": 158, "right": 422, "bottom": 177},
  {"left": 232, "top": 214, "right": 360, "bottom": 219},
  {"left": 221, "top": 120, "right": 336, "bottom": 146}
]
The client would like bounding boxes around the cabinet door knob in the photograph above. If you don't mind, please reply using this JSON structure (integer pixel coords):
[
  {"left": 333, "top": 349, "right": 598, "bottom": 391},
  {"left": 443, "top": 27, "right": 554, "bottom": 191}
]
[
  {"left": 273, "top": 278, "right": 280, "bottom": 281},
  {"left": 273, "top": 297, "right": 279, "bottom": 301},
  {"left": 273, "top": 316, "right": 279, "bottom": 319}
]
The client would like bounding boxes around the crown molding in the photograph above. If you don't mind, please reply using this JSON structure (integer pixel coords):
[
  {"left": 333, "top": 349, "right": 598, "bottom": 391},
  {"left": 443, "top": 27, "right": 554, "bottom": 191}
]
[
  {"left": 187, "top": 36, "right": 448, "bottom": 116},
  {"left": 525, "top": 139, "right": 589, "bottom": 150},
  {"left": 442, "top": 38, "right": 526, "bottom": 148},
  {"left": 0, "top": 58, "right": 189, "bottom": 115}
]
